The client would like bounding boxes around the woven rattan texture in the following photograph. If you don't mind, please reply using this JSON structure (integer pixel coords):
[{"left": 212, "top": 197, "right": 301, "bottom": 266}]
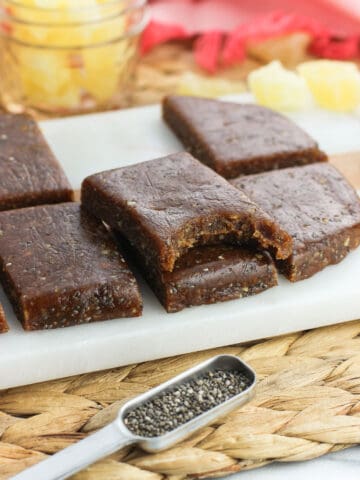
[{"left": 1, "top": 320, "right": 360, "bottom": 479}]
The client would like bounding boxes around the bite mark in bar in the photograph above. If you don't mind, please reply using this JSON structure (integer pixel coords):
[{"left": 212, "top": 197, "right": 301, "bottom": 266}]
[{"left": 82, "top": 152, "right": 292, "bottom": 273}]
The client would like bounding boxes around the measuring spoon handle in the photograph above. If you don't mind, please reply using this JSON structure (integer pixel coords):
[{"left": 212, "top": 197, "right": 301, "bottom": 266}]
[{"left": 11, "top": 421, "right": 134, "bottom": 480}]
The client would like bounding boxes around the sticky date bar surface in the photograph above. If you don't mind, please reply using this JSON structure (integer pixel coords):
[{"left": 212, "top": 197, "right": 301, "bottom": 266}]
[
  {"left": 0, "top": 113, "right": 73, "bottom": 211},
  {"left": 121, "top": 237, "right": 278, "bottom": 313},
  {"left": 163, "top": 96, "right": 327, "bottom": 178},
  {"left": 0, "top": 303, "right": 8, "bottom": 333},
  {"left": 0, "top": 203, "right": 142, "bottom": 330},
  {"left": 82, "top": 153, "right": 292, "bottom": 273},
  {"left": 232, "top": 163, "right": 360, "bottom": 281}
]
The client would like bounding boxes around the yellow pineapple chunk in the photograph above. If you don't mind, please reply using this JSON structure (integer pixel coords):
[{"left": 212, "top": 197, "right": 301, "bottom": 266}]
[
  {"left": 298, "top": 60, "right": 360, "bottom": 111},
  {"left": 248, "top": 61, "right": 312, "bottom": 111},
  {"left": 17, "top": 47, "right": 80, "bottom": 109}
]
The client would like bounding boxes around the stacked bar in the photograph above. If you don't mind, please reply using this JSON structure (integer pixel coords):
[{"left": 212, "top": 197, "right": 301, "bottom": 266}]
[
  {"left": 82, "top": 152, "right": 289, "bottom": 312},
  {"left": 119, "top": 240, "right": 277, "bottom": 313}
]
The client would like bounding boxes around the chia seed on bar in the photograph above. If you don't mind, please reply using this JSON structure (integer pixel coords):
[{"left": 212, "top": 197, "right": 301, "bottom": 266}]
[
  {"left": 124, "top": 368, "right": 252, "bottom": 438},
  {"left": 0, "top": 202, "right": 142, "bottom": 330},
  {"left": 162, "top": 95, "right": 327, "bottom": 179},
  {"left": 232, "top": 163, "right": 360, "bottom": 282},
  {"left": 0, "top": 112, "right": 73, "bottom": 211}
]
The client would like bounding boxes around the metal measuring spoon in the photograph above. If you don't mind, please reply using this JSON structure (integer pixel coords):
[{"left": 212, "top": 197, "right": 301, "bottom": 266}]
[{"left": 12, "top": 354, "right": 256, "bottom": 480}]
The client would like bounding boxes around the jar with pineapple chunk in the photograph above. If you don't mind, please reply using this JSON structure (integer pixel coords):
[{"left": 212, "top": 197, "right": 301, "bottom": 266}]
[{"left": 0, "top": 0, "right": 147, "bottom": 115}]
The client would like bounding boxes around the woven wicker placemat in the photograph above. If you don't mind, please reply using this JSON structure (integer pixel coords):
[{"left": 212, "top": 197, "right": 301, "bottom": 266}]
[{"left": 1, "top": 319, "right": 360, "bottom": 479}]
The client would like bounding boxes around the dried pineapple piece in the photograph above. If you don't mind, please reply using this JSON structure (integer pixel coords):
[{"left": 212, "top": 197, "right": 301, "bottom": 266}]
[
  {"left": 17, "top": 47, "right": 79, "bottom": 109},
  {"left": 81, "top": 46, "right": 119, "bottom": 103},
  {"left": 298, "top": 60, "right": 360, "bottom": 112},
  {"left": 248, "top": 61, "right": 312, "bottom": 111}
]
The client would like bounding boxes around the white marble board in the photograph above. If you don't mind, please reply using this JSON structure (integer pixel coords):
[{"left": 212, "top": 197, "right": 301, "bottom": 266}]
[{"left": 1, "top": 94, "right": 360, "bottom": 389}]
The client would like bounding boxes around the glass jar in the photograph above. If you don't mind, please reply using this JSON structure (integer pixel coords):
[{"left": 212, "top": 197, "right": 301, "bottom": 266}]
[{"left": 0, "top": 0, "right": 147, "bottom": 115}]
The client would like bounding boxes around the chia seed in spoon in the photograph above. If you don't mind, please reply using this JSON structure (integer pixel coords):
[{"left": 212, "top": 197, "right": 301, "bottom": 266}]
[{"left": 124, "top": 368, "right": 251, "bottom": 438}]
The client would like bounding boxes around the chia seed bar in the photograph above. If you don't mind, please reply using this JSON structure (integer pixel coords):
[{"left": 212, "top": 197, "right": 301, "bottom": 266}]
[
  {"left": 163, "top": 95, "right": 327, "bottom": 179},
  {"left": 81, "top": 153, "right": 292, "bottom": 273},
  {"left": 232, "top": 163, "right": 360, "bottom": 281},
  {"left": 0, "top": 113, "right": 73, "bottom": 211},
  {"left": 119, "top": 237, "right": 278, "bottom": 313},
  {"left": 0, "top": 203, "right": 142, "bottom": 330},
  {"left": 0, "top": 303, "right": 8, "bottom": 333}
]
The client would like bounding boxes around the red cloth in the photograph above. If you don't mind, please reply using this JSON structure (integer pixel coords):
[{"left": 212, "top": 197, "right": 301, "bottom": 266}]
[
  {"left": 147, "top": 0, "right": 360, "bottom": 36},
  {"left": 194, "top": 31, "right": 223, "bottom": 73},
  {"left": 310, "top": 35, "right": 360, "bottom": 60},
  {"left": 222, "top": 11, "right": 328, "bottom": 66},
  {"left": 141, "top": 1, "right": 360, "bottom": 72},
  {"left": 140, "top": 20, "right": 188, "bottom": 54}
]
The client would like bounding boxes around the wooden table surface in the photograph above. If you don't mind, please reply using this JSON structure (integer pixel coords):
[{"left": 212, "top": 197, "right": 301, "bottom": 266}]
[{"left": 330, "top": 152, "right": 360, "bottom": 189}]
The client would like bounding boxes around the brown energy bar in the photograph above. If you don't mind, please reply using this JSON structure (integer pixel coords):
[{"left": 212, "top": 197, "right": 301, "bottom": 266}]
[
  {"left": 81, "top": 152, "right": 292, "bottom": 273},
  {"left": 0, "top": 303, "right": 9, "bottom": 333},
  {"left": 119, "top": 237, "right": 278, "bottom": 313},
  {"left": 0, "top": 113, "right": 73, "bottom": 211},
  {"left": 163, "top": 95, "right": 327, "bottom": 178},
  {"left": 232, "top": 163, "right": 360, "bottom": 281},
  {"left": 0, "top": 203, "right": 142, "bottom": 330}
]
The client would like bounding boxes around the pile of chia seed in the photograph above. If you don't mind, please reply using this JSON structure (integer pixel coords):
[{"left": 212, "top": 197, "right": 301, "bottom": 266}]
[{"left": 124, "top": 368, "right": 252, "bottom": 438}]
